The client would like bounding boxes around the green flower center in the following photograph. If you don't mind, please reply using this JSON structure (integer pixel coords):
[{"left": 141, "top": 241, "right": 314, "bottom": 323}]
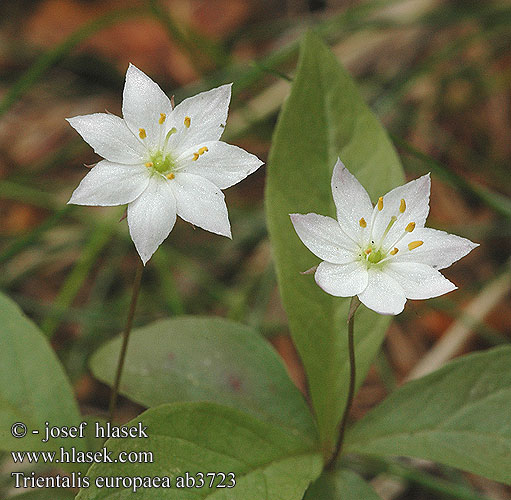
[
  {"left": 367, "top": 247, "right": 385, "bottom": 264},
  {"left": 148, "top": 150, "right": 175, "bottom": 175}
]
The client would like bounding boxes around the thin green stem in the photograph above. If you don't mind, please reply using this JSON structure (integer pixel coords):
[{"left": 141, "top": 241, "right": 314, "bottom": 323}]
[
  {"left": 326, "top": 295, "right": 361, "bottom": 470},
  {"left": 108, "top": 259, "right": 144, "bottom": 423}
]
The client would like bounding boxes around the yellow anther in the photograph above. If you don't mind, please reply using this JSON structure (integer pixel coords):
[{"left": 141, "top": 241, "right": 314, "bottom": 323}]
[
  {"left": 377, "top": 196, "right": 383, "bottom": 211},
  {"left": 198, "top": 146, "right": 209, "bottom": 155},
  {"left": 159, "top": 113, "right": 166, "bottom": 124},
  {"left": 139, "top": 128, "right": 147, "bottom": 139},
  {"left": 359, "top": 217, "right": 367, "bottom": 228},
  {"left": 184, "top": 116, "right": 191, "bottom": 128},
  {"left": 145, "top": 162, "right": 153, "bottom": 168},
  {"left": 192, "top": 153, "right": 200, "bottom": 161},
  {"left": 364, "top": 248, "right": 372, "bottom": 255},
  {"left": 400, "top": 198, "right": 406, "bottom": 213},
  {"left": 166, "top": 173, "right": 175, "bottom": 180},
  {"left": 390, "top": 247, "right": 399, "bottom": 255},
  {"left": 408, "top": 241, "right": 423, "bottom": 251},
  {"left": 405, "top": 222, "right": 416, "bottom": 233}
]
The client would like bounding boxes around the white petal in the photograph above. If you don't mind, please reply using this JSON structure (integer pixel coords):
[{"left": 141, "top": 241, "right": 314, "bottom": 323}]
[
  {"left": 166, "top": 84, "right": 232, "bottom": 155},
  {"left": 68, "top": 160, "right": 150, "bottom": 206},
  {"left": 386, "top": 262, "right": 457, "bottom": 300},
  {"left": 122, "top": 64, "right": 173, "bottom": 148},
  {"left": 394, "top": 227, "right": 479, "bottom": 270},
  {"left": 373, "top": 174, "right": 430, "bottom": 246},
  {"left": 127, "top": 176, "right": 177, "bottom": 265},
  {"left": 315, "top": 261, "right": 368, "bottom": 297},
  {"left": 358, "top": 269, "right": 406, "bottom": 315},
  {"left": 67, "top": 114, "right": 146, "bottom": 164},
  {"left": 171, "top": 172, "right": 231, "bottom": 237},
  {"left": 331, "top": 159, "right": 373, "bottom": 242},
  {"left": 177, "top": 141, "right": 263, "bottom": 189},
  {"left": 290, "top": 213, "right": 358, "bottom": 264}
]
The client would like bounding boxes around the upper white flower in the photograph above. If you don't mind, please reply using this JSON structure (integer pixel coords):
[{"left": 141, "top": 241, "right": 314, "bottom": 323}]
[
  {"left": 67, "top": 64, "right": 263, "bottom": 264},
  {"left": 290, "top": 159, "right": 478, "bottom": 315}
]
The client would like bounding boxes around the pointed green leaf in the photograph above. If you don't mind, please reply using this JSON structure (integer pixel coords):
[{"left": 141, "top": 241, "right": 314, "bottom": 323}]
[
  {"left": 77, "top": 402, "right": 323, "bottom": 499},
  {"left": 0, "top": 292, "right": 82, "bottom": 452},
  {"left": 304, "top": 469, "right": 383, "bottom": 499},
  {"left": 90, "top": 316, "right": 316, "bottom": 439},
  {"left": 345, "top": 346, "right": 511, "bottom": 484},
  {"left": 265, "top": 30, "right": 404, "bottom": 451}
]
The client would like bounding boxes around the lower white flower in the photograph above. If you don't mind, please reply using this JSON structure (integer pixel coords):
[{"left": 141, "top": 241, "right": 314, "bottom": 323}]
[
  {"left": 67, "top": 64, "right": 263, "bottom": 264},
  {"left": 290, "top": 159, "right": 478, "bottom": 315}
]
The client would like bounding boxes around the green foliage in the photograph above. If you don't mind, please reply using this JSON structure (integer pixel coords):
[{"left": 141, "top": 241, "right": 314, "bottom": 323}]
[
  {"left": 265, "top": 31, "right": 404, "bottom": 452},
  {"left": 0, "top": 292, "right": 82, "bottom": 452},
  {"left": 77, "top": 402, "right": 323, "bottom": 499},
  {"left": 345, "top": 346, "right": 511, "bottom": 484},
  {"left": 7, "top": 490, "right": 75, "bottom": 500},
  {"left": 90, "top": 316, "right": 316, "bottom": 439},
  {"left": 0, "top": 3, "right": 509, "bottom": 498},
  {"left": 304, "top": 469, "right": 383, "bottom": 499}
]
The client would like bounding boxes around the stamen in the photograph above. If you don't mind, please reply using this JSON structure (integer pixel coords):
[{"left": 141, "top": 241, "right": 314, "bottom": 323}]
[
  {"left": 408, "top": 241, "right": 423, "bottom": 251},
  {"left": 400, "top": 199, "right": 406, "bottom": 213},
  {"left": 364, "top": 248, "right": 372, "bottom": 255},
  {"left": 159, "top": 113, "right": 166, "bottom": 124},
  {"left": 390, "top": 247, "right": 399, "bottom": 255},
  {"left": 405, "top": 222, "right": 416, "bottom": 232},
  {"left": 184, "top": 116, "right": 191, "bottom": 128},
  {"left": 377, "top": 196, "right": 383, "bottom": 211},
  {"left": 145, "top": 162, "right": 153, "bottom": 168},
  {"left": 359, "top": 217, "right": 367, "bottom": 228},
  {"left": 191, "top": 146, "right": 209, "bottom": 161},
  {"left": 139, "top": 128, "right": 147, "bottom": 139},
  {"left": 166, "top": 173, "right": 175, "bottom": 180}
]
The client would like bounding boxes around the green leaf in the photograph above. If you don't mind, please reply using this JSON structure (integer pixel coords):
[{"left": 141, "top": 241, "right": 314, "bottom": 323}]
[
  {"left": 0, "top": 292, "right": 82, "bottom": 452},
  {"left": 6, "top": 490, "right": 75, "bottom": 500},
  {"left": 345, "top": 346, "right": 511, "bottom": 484},
  {"left": 77, "top": 402, "right": 323, "bottom": 499},
  {"left": 90, "top": 316, "right": 316, "bottom": 439},
  {"left": 304, "top": 469, "right": 382, "bottom": 499},
  {"left": 265, "top": 30, "right": 404, "bottom": 452}
]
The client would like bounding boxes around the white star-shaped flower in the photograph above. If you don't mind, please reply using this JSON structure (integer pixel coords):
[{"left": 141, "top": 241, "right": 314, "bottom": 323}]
[
  {"left": 67, "top": 64, "right": 263, "bottom": 264},
  {"left": 290, "top": 159, "right": 478, "bottom": 315}
]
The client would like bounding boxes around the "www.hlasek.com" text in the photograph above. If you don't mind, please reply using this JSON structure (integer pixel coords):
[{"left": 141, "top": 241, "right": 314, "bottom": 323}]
[{"left": 11, "top": 447, "right": 153, "bottom": 465}]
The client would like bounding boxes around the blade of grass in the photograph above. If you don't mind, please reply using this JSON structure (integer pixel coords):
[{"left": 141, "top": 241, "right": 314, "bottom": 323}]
[
  {"left": 40, "top": 211, "right": 122, "bottom": 338},
  {"left": 0, "top": 6, "right": 147, "bottom": 117},
  {"left": 0, "top": 206, "right": 72, "bottom": 266},
  {"left": 353, "top": 456, "right": 496, "bottom": 500},
  {"left": 148, "top": 0, "right": 226, "bottom": 73},
  {"left": 392, "top": 134, "right": 511, "bottom": 218},
  {"left": 64, "top": 249, "right": 124, "bottom": 380},
  {"left": 0, "top": 180, "right": 61, "bottom": 210},
  {"left": 152, "top": 245, "right": 185, "bottom": 315},
  {"left": 407, "top": 264, "right": 511, "bottom": 381},
  {"left": 172, "top": 0, "right": 406, "bottom": 101}
]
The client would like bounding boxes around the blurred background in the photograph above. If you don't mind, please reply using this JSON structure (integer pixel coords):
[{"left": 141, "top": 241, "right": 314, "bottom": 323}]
[{"left": 0, "top": 0, "right": 510, "bottom": 498}]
